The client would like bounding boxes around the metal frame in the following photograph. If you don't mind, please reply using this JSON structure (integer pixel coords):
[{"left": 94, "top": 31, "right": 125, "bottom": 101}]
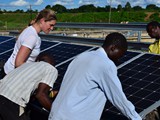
[{"left": 55, "top": 22, "right": 147, "bottom": 30}]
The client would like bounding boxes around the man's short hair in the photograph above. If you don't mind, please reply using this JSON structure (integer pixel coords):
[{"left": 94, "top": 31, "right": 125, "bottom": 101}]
[
  {"left": 36, "top": 52, "right": 55, "bottom": 66},
  {"left": 146, "top": 21, "right": 160, "bottom": 33},
  {"left": 102, "top": 32, "right": 128, "bottom": 52}
]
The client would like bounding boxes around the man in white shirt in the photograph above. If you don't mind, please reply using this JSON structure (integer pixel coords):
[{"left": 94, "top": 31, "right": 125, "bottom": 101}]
[
  {"left": 0, "top": 52, "right": 58, "bottom": 120},
  {"left": 49, "top": 32, "right": 142, "bottom": 120}
]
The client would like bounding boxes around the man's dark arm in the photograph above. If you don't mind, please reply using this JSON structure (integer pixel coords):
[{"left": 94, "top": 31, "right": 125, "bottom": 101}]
[{"left": 35, "top": 83, "right": 53, "bottom": 111}]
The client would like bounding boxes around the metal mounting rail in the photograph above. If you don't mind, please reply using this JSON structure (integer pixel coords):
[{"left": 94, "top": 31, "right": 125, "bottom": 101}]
[
  {"left": 55, "top": 22, "right": 147, "bottom": 31},
  {"left": 9, "top": 31, "right": 150, "bottom": 51}
]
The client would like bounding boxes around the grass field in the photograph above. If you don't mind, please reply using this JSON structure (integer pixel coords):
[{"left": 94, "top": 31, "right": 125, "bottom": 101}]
[{"left": 0, "top": 11, "right": 154, "bottom": 31}]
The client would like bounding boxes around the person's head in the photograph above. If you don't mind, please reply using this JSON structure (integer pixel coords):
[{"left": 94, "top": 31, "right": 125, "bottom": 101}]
[
  {"left": 34, "top": 9, "right": 57, "bottom": 34},
  {"left": 146, "top": 21, "right": 160, "bottom": 39},
  {"left": 102, "top": 32, "right": 128, "bottom": 62},
  {"left": 36, "top": 52, "right": 55, "bottom": 66}
]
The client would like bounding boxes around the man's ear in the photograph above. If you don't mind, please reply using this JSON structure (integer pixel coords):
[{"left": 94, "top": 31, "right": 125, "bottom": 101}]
[{"left": 110, "top": 45, "right": 116, "bottom": 52}]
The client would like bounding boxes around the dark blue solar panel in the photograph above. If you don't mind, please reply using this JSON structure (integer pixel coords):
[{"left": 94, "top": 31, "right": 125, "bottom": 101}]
[
  {"left": 41, "top": 40, "right": 59, "bottom": 50},
  {"left": 53, "top": 50, "right": 140, "bottom": 90},
  {"left": 0, "top": 40, "right": 58, "bottom": 64},
  {"left": 1, "top": 36, "right": 159, "bottom": 119},
  {"left": 0, "top": 36, "right": 14, "bottom": 42},
  {"left": 116, "top": 51, "right": 140, "bottom": 66},
  {"left": 42, "top": 43, "right": 93, "bottom": 65},
  {"left": 104, "top": 53, "right": 160, "bottom": 116},
  {"left": 53, "top": 60, "right": 72, "bottom": 90},
  {"left": 0, "top": 38, "right": 15, "bottom": 54},
  {"left": 0, "top": 51, "right": 12, "bottom": 62}
]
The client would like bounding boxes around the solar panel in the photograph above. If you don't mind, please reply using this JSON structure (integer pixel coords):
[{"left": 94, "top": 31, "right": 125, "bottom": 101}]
[
  {"left": 0, "top": 35, "right": 160, "bottom": 119},
  {"left": 41, "top": 40, "right": 60, "bottom": 51},
  {"left": 103, "top": 53, "right": 160, "bottom": 119},
  {"left": 42, "top": 42, "right": 94, "bottom": 65},
  {"left": 42, "top": 43, "right": 96, "bottom": 90},
  {"left": 49, "top": 60, "right": 71, "bottom": 91},
  {"left": 54, "top": 47, "right": 140, "bottom": 91},
  {"left": 0, "top": 51, "right": 13, "bottom": 61},
  {"left": 0, "top": 36, "right": 14, "bottom": 43},
  {"left": 116, "top": 51, "right": 141, "bottom": 66},
  {"left": 0, "top": 37, "right": 15, "bottom": 54}
]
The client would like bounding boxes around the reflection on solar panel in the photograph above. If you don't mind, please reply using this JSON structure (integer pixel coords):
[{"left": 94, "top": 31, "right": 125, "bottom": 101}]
[{"left": 0, "top": 35, "right": 160, "bottom": 119}]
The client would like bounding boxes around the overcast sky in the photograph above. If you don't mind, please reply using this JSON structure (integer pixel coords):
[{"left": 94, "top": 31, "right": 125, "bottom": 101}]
[{"left": 0, "top": 0, "right": 160, "bottom": 11}]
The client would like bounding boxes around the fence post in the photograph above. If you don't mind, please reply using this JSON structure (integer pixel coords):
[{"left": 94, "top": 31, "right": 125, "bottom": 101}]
[{"left": 137, "top": 31, "right": 142, "bottom": 42}]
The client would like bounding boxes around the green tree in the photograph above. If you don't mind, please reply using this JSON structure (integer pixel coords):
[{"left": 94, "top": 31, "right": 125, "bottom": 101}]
[
  {"left": 117, "top": 4, "right": 122, "bottom": 12},
  {"left": 132, "top": 6, "right": 143, "bottom": 11},
  {"left": 78, "top": 4, "right": 97, "bottom": 12},
  {"left": 146, "top": 4, "right": 159, "bottom": 11},
  {"left": 15, "top": 9, "right": 24, "bottom": 13},
  {"left": 96, "top": 6, "right": 105, "bottom": 12},
  {"left": 105, "top": 5, "right": 110, "bottom": 12},
  {"left": 52, "top": 4, "right": 67, "bottom": 13},
  {"left": 0, "top": 8, "right": 3, "bottom": 14},
  {"left": 68, "top": 8, "right": 79, "bottom": 13},
  {"left": 45, "top": 5, "right": 52, "bottom": 9},
  {"left": 124, "top": 2, "right": 131, "bottom": 11}
]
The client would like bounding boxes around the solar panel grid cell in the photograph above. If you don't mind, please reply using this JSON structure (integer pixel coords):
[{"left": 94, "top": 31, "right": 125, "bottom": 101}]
[
  {"left": 41, "top": 40, "right": 59, "bottom": 50},
  {"left": 0, "top": 36, "right": 13, "bottom": 42},
  {"left": 0, "top": 52, "right": 12, "bottom": 61},
  {"left": 0, "top": 38, "right": 15, "bottom": 54}
]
